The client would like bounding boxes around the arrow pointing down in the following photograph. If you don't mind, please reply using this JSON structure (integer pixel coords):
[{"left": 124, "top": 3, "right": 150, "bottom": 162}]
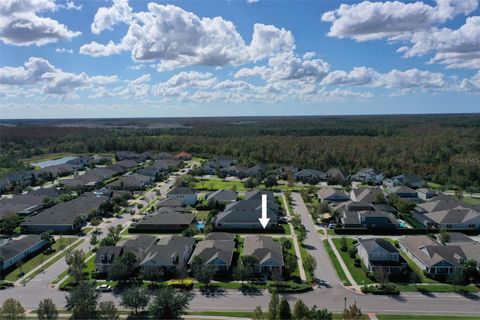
[{"left": 258, "top": 194, "right": 270, "bottom": 229}]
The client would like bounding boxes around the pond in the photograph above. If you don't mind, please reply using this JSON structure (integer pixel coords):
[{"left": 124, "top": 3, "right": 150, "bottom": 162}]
[{"left": 32, "top": 156, "right": 78, "bottom": 168}]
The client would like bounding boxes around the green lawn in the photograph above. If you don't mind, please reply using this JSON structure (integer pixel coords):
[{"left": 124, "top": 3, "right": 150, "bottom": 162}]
[
  {"left": 282, "top": 224, "right": 292, "bottom": 235},
  {"left": 196, "top": 210, "right": 210, "bottom": 220},
  {"left": 459, "top": 195, "right": 480, "bottom": 206},
  {"left": 396, "top": 283, "right": 478, "bottom": 293},
  {"left": 4, "top": 237, "right": 77, "bottom": 282},
  {"left": 194, "top": 178, "right": 246, "bottom": 191},
  {"left": 378, "top": 315, "right": 480, "bottom": 320},
  {"left": 322, "top": 240, "right": 351, "bottom": 286},
  {"left": 188, "top": 311, "right": 256, "bottom": 318},
  {"left": 331, "top": 238, "right": 374, "bottom": 285},
  {"left": 299, "top": 244, "right": 314, "bottom": 283}
]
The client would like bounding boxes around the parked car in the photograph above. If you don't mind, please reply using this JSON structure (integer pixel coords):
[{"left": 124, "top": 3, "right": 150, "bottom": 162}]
[
  {"left": 95, "top": 284, "right": 112, "bottom": 292},
  {"left": 328, "top": 223, "right": 337, "bottom": 229}
]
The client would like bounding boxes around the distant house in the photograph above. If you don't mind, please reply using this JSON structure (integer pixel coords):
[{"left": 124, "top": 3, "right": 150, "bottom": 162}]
[
  {"left": 350, "top": 187, "right": 383, "bottom": 203},
  {"left": 214, "top": 190, "right": 279, "bottom": 230},
  {"left": 415, "top": 195, "right": 465, "bottom": 214},
  {"left": 188, "top": 232, "right": 235, "bottom": 272},
  {"left": 243, "top": 235, "right": 284, "bottom": 274},
  {"left": 417, "top": 188, "right": 437, "bottom": 201},
  {"left": 140, "top": 235, "right": 194, "bottom": 274},
  {"left": 294, "top": 169, "right": 325, "bottom": 184},
  {"left": 106, "top": 174, "right": 153, "bottom": 191},
  {"left": 116, "top": 152, "right": 147, "bottom": 162},
  {"left": 132, "top": 210, "right": 195, "bottom": 232},
  {"left": 356, "top": 238, "right": 407, "bottom": 273},
  {"left": 316, "top": 188, "right": 349, "bottom": 203},
  {"left": 398, "top": 236, "right": 466, "bottom": 276},
  {"left": 206, "top": 189, "right": 237, "bottom": 205},
  {"left": 351, "top": 168, "right": 384, "bottom": 184},
  {"left": 21, "top": 192, "right": 110, "bottom": 233},
  {"left": 325, "top": 168, "right": 345, "bottom": 182},
  {"left": 242, "top": 164, "right": 267, "bottom": 178},
  {"left": 167, "top": 186, "right": 198, "bottom": 206},
  {"left": 156, "top": 198, "right": 186, "bottom": 208},
  {"left": 383, "top": 174, "right": 425, "bottom": 188},
  {"left": 175, "top": 151, "right": 192, "bottom": 160},
  {"left": 0, "top": 187, "right": 64, "bottom": 219},
  {"left": 0, "top": 235, "right": 47, "bottom": 272},
  {"left": 386, "top": 186, "right": 420, "bottom": 201},
  {"left": 202, "top": 157, "right": 236, "bottom": 175},
  {"left": 61, "top": 167, "right": 120, "bottom": 191},
  {"left": 94, "top": 246, "right": 123, "bottom": 274},
  {"left": 341, "top": 202, "right": 399, "bottom": 229}
]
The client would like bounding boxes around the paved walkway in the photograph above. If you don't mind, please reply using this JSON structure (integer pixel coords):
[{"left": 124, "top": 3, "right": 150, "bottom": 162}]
[
  {"left": 280, "top": 193, "right": 307, "bottom": 282},
  {"left": 326, "top": 236, "right": 361, "bottom": 291}
]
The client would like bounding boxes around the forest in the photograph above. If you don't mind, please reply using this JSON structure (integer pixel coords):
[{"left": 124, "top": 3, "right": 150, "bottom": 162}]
[{"left": 1, "top": 114, "right": 479, "bottom": 191}]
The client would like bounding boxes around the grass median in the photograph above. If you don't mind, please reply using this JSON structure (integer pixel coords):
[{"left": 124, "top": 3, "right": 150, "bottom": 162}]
[{"left": 322, "top": 239, "right": 351, "bottom": 286}]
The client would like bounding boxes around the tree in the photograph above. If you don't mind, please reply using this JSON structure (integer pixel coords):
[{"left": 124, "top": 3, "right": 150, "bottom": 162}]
[
  {"left": 310, "top": 306, "right": 332, "bottom": 320},
  {"left": 97, "top": 301, "right": 119, "bottom": 320},
  {"left": 373, "top": 268, "right": 389, "bottom": 287},
  {"left": 65, "top": 282, "right": 98, "bottom": 320},
  {"left": 447, "top": 269, "right": 465, "bottom": 289},
  {"left": 264, "top": 175, "right": 278, "bottom": 188},
  {"left": 462, "top": 259, "right": 479, "bottom": 283},
  {"left": 278, "top": 297, "right": 292, "bottom": 320},
  {"left": 37, "top": 298, "right": 58, "bottom": 320},
  {"left": 195, "top": 263, "right": 216, "bottom": 286},
  {"left": 340, "top": 236, "right": 348, "bottom": 252},
  {"left": 303, "top": 254, "right": 317, "bottom": 275},
  {"left": 292, "top": 299, "right": 310, "bottom": 320},
  {"left": 438, "top": 229, "right": 450, "bottom": 245},
  {"left": 90, "top": 233, "right": 98, "bottom": 247},
  {"left": 280, "top": 238, "right": 292, "bottom": 252},
  {"left": 65, "top": 250, "right": 85, "bottom": 283},
  {"left": 148, "top": 286, "right": 190, "bottom": 320},
  {"left": 267, "top": 291, "right": 280, "bottom": 320},
  {"left": 73, "top": 216, "right": 84, "bottom": 231},
  {"left": 254, "top": 306, "right": 264, "bottom": 320},
  {"left": 296, "top": 227, "right": 307, "bottom": 243},
  {"left": 120, "top": 286, "right": 150, "bottom": 315},
  {"left": 141, "top": 266, "right": 165, "bottom": 281},
  {"left": 1, "top": 298, "right": 25, "bottom": 320},
  {"left": 234, "top": 264, "right": 252, "bottom": 285},
  {"left": 342, "top": 302, "right": 362, "bottom": 320},
  {"left": 41, "top": 230, "right": 55, "bottom": 251},
  {"left": 373, "top": 192, "right": 386, "bottom": 204}
]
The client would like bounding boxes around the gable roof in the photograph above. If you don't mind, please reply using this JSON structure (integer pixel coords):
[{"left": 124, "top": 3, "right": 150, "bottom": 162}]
[
  {"left": 351, "top": 187, "right": 382, "bottom": 203},
  {"left": 243, "top": 235, "right": 283, "bottom": 266},
  {"left": 316, "top": 187, "right": 349, "bottom": 200},
  {"left": 205, "top": 232, "right": 235, "bottom": 241},
  {"left": 140, "top": 235, "right": 194, "bottom": 267},
  {"left": 398, "top": 236, "right": 466, "bottom": 267},
  {"left": 168, "top": 186, "right": 197, "bottom": 195},
  {"left": 424, "top": 206, "right": 480, "bottom": 224},
  {"left": 207, "top": 189, "right": 237, "bottom": 202},
  {"left": 188, "top": 238, "right": 235, "bottom": 266},
  {"left": 358, "top": 238, "right": 398, "bottom": 255},
  {"left": 136, "top": 212, "right": 195, "bottom": 226},
  {"left": 215, "top": 199, "right": 278, "bottom": 224},
  {"left": 0, "top": 235, "right": 45, "bottom": 262}
]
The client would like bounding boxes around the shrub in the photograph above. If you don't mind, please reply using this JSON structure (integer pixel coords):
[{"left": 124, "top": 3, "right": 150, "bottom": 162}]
[
  {"left": 354, "top": 259, "right": 361, "bottom": 268},
  {"left": 352, "top": 239, "right": 358, "bottom": 245},
  {"left": 267, "top": 281, "right": 312, "bottom": 293},
  {"left": 348, "top": 247, "right": 357, "bottom": 259},
  {"left": 361, "top": 283, "right": 399, "bottom": 295},
  {"left": 0, "top": 281, "right": 14, "bottom": 290},
  {"left": 166, "top": 279, "right": 193, "bottom": 290}
]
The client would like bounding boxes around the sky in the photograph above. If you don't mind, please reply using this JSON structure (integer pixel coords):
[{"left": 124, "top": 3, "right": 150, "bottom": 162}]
[{"left": 0, "top": 0, "right": 479, "bottom": 119}]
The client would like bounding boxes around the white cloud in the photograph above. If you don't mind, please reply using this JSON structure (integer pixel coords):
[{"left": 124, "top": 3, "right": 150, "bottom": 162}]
[
  {"left": 248, "top": 24, "right": 295, "bottom": 61},
  {"left": 0, "top": 0, "right": 81, "bottom": 46},
  {"left": 322, "top": 67, "right": 379, "bottom": 86},
  {"left": 79, "top": 40, "right": 125, "bottom": 57},
  {"left": 377, "top": 68, "right": 447, "bottom": 89},
  {"left": 0, "top": 57, "right": 117, "bottom": 98},
  {"left": 55, "top": 47, "right": 73, "bottom": 54},
  {"left": 321, "top": 0, "right": 477, "bottom": 42},
  {"left": 91, "top": 0, "right": 132, "bottom": 35}
]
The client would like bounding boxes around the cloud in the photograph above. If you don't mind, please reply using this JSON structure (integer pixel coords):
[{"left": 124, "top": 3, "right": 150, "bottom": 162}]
[
  {"left": 0, "top": 0, "right": 81, "bottom": 46},
  {"left": 91, "top": 0, "right": 132, "bottom": 34},
  {"left": 398, "top": 16, "right": 480, "bottom": 69},
  {"left": 55, "top": 47, "right": 73, "bottom": 54},
  {"left": 321, "top": 0, "right": 477, "bottom": 42},
  {"left": 322, "top": 67, "right": 379, "bottom": 86},
  {"left": 82, "top": 3, "right": 295, "bottom": 70},
  {"left": 0, "top": 57, "right": 117, "bottom": 98}
]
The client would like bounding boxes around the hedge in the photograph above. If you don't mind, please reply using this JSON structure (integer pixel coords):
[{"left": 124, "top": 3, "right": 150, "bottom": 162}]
[
  {"left": 267, "top": 281, "right": 312, "bottom": 293},
  {"left": 362, "top": 283, "right": 399, "bottom": 295},
  {"left": 333, "top": 228, "right": 480, "bottom": 236}
]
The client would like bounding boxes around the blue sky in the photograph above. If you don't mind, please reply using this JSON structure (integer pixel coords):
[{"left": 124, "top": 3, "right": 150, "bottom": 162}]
[{"left": 0, "top": 0, "right": 479, "bottom": 119}]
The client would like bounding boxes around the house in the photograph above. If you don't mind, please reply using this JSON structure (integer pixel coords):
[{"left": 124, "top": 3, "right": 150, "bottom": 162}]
[
  {"left": 21, "top": 192, "right": 110, "bottom": 233},
  {"left": 188, "top": 232, "right": 235, "bottom": 272},
  {"left": 275, "top": 166, "right": 299, "bottom": 178},
  {"left": 0, "top": 187, "right": 64, "bottom": 219},
  {"left": 116, "top": 152, "right": 148, "bottom": 162},
  {"left": 420, "top": 206, "right": 480, "bottom": 230},
  {"left": 325, "top": 168, "right": 345, "bottom": 182},
  {"left": 350, "top": 187, "right": 383, "bottom": 203},
  {"left": 417, "top": 188, "right": 437, "bottom": 201},
  {"left": 106, "top": 174, "right": 153, "bottom": 191},
  {"left": 242, "top": 164, "right": 267, "bottom": 178},
  {"left": 351, "top": 168, "right": 384, "bottom": 184},
  {"left": 316, "top": 188, "right": 349, "bottom": 203},
  {"left": 94, "top": 246, "right": 123, "bottom": 274},
  {"left": 383, "top": 174, "right": 425, "bottom": 188},
  {"left": 34, "top": 163, "right": 81, "bottom": 180},
  {"left": 0, "top": 235, "right": 47, "bottom": 272},
  {"left": 243, "top": 235, "right": 284, "bottom": 274},
  {"left": 294, "top": 169, "right": 325, "bottom": 184},
  {"left": 356, "top": 238, "right": 407, "bottom": 273},
  {"left": 202, "top": 157, "right": 236, "bottom": 175},
  {"left": 121, "top": 235, "right": 158, "bottom": 263},
  {"left": 167, "top": 186, "right": 198, "bottom": 206},
  {"left": 214, "top": 190, "right": 279, "bottom": 230},
  {"left": 206, "top": 189, "right": 237, "bottom": 205},
  {"left": 175, "top": 151, "right": 192, "bottom": 160},
  {"left": 341, "top": 202, "right": 399, "bottom": 229},
  {"left": 61, "top": 167, "right": 120, "bottom": 191},
  {"left": 140, "top": 235, "right": 194, "bottom": 274},
  {"left": 156, "top": 198, "right": 186, "bottom": 208},
  {"left": 132, "top": 210, "right": 195, "bottom": 232},
  {"left": 386, "top": 186, "right": 420, "bottom": 201},
  {"left": 415, "top": 194, "right": 467, "bottom": 213},
  {"left": 398, "top": 236, "right": 466, "bottom": 276}
]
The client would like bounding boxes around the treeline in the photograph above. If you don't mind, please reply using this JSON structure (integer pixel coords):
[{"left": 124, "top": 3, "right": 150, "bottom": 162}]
[{"left": 1, "top": 115, "right": 479, "bottom": 190}]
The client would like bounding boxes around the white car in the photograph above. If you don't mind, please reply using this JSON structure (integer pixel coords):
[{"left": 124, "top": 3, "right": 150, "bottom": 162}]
[
  {"left": 95, "top": 284, "right": 112, "bottom": 292},
  {"left": 327, "top": 223, "right": 337, "bottom": 229}
]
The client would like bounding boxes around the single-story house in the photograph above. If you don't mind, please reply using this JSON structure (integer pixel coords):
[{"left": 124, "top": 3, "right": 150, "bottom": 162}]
[
  {"left": 140, "top": 235, "right": 194, "bottom": 274},
  {"left": 325, "top": 168, "right": 346, "bottom": 182},
  {"left": 350, "top": 187, "right": 383, "bottom": 203},
  {"left": 351, "top": 168, "right": 384, "bottom": 184},
  {"left": 356, "top": 238, "right": 407, "bottom": 274},
  {"left": 294, "top": 169, "right": 326, "bottom": 184},
  {"left": 398, "top": 236, "right": 466, "bottom": 276},
  {"left": 243, "top": 235, "right": 284, "bottom": 274},
  {"left": 0, "top": 235, "right": 47, "bottom": 272},
  {"left": 188, "top": 232, "right": 235, "bottom": 272},
  {"left": 386, "top": 186, "right": 420, "bottom": 201},
  {"left": 132, "top": 211, "right": 195, "bottom": 232},
  {"left": 167, "top": 186, "right": 198, "bottom": 206},
  {"left": 421, "top": 206, "right": 480, "bottom": 230},
  {"left": 106, "top": 174, "right": 153, "bottom": 191},
  {"left": 206, "top": 189, "right": 237, "bottom": 205},
  {"left": 317, "top": 188, "right": 349, "bottom": 203},
  {"left": 417, "top": 188, "right": 437, "bottom": 201},
  {"left": 383, "top": 174, "right": 425, "bottom": 188},
  {"left": 341, "top": 202, "right": 399, "bottom": 229}
]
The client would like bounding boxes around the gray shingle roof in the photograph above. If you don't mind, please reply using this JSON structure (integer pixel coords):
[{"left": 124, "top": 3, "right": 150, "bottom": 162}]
[
  {"left": 243, "top": 235, "right": 283, "bottom": 266},
  {"left": 140, "top": 235, "right": 194, "bottom": 267},
  {"left": 207, "top": 190, "right": 237, "bottom": 202},
  {"left": 135, "top": 212, "right": 195, "bottom": 226},
  {"left": 188, "top": 238, "right": 235, "bottom": 266},
  {"left": 358, "top": 238, "right": 398, "bottom": 254},
  {"left": 0, "top": 235, "right": 45, "bottom": 262},
  {"left": 398, "top": 236, "right": 466, "bottom": 267},
  {"left": 168, "top": 186, "right": 197, "bottom": 195}
]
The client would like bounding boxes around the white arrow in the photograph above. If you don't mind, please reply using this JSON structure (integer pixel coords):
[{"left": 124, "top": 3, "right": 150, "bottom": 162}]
[{"left": 258, "top": 194, "right": 270, "bottom": 229}]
